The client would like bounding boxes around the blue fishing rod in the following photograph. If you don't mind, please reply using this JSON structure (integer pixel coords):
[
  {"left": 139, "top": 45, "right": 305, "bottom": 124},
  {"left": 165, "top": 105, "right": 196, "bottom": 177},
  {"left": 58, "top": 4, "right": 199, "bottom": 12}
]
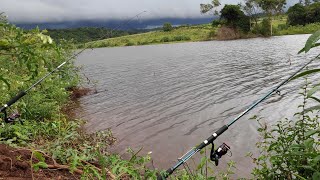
[
  {"left": 0, "top": 11, "right": 147, "bottom": 123},
  {"left": 158, "top": 54, "right": 319, "bottom": 179}
]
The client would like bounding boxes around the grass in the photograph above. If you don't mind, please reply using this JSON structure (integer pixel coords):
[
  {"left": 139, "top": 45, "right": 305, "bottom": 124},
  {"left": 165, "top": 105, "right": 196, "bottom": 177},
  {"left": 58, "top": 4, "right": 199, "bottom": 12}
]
[
  {"left": 275, "top": 22, "right": 320, "bottom": 35},
  {"left": 84, "top": 24, "right": 216, "bottom": 48}
]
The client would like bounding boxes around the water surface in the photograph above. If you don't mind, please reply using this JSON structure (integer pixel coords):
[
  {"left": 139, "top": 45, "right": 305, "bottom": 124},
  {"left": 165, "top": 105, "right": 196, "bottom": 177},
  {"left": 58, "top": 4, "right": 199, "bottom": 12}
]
[{"left": 76, "top": 35, "right": 320, "bottom": 177}]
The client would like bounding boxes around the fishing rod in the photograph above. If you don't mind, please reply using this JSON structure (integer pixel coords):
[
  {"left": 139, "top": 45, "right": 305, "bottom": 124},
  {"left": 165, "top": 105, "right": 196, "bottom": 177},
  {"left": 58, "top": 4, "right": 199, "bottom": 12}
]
[
  {"left": 0, "top": 11, "right": 147, "bottom": 123},
  {"left": 157, "top": 54, "right": 320, "bottom": 179}
]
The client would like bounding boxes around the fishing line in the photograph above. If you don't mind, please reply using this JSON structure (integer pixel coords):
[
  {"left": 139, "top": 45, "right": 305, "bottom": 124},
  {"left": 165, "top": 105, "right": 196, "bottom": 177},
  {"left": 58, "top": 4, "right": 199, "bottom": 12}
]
[
  {"left": 157, "top": 54, "right": 320, "bottom": 179},
  {"left": 0, "top": 11, "right": 147, "bottom": 122}
]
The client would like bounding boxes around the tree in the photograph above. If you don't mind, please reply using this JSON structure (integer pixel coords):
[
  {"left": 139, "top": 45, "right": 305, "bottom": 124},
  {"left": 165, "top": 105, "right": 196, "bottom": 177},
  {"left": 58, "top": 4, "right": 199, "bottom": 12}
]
[
  {"left": 287, "top": 3, "right": 306, "bottom": 26},
  {"left": 220, "top": 5, "right": 245, "bottom": 26},
  {"left": 200, "top": 0, "right": 221, "bottom": 15},
  {"left": 240, "top": 0, "right": 260, "bottom": 29},
  {"left": 256, "top": 0, "right": 286, "bottom": 35},
  {"left": 305, "top": 2, "right": 320, "bottom": 23},
  {"left": 220, "top": 4, "right": 251, "bottom": 33},
  {"left": 163, "top": 22, "right": 173, "bottom": 32}
]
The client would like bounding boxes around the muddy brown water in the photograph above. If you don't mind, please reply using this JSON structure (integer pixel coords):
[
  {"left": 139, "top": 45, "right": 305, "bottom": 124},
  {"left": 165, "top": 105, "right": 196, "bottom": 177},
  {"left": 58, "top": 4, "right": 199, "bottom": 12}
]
[{"left": 75, "top": 34, "right": 320, "bottom": 178}]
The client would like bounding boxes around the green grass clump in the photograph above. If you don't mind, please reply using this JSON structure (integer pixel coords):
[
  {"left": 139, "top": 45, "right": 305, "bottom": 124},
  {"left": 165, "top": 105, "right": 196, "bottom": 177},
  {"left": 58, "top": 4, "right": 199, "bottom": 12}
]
[{"left": 275, "top": 22, "right": 320, "bottom": 35}]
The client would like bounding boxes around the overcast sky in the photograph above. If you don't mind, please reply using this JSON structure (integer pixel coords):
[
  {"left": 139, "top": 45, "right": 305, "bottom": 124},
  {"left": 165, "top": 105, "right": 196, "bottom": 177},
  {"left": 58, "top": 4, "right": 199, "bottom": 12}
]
[{"left": 1, "top": 0, "right": 246, "bottom": 23}]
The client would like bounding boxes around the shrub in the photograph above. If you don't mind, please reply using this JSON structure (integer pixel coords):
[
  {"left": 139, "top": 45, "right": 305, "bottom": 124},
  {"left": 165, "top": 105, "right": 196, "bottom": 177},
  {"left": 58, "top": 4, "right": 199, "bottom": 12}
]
[
  {"left": 160, "top": 37, "right": 170, "bottom": 42},
  {"left": 211, "top": 20, "right": 221, "bottom": 27},
  {"left": 208, "top": 30, "right": 216, "bottom": 38},
  {"left": 250, "top": 85, "right": 320, "bottom": 179},
  {"left": 277, "top": 23, "right": 288, "bottom": 30},
  {"left": 257, "top": 18, "right": 271, "bottom": 37},
  {"left": 163, "top": 22, "right": 173, "bottom": 32},
  {"left": 125, "top": 42, "right": 135, "bottom": 46},
  {"left": 172, "top": 35, "right": 191, "bottom": 41}
]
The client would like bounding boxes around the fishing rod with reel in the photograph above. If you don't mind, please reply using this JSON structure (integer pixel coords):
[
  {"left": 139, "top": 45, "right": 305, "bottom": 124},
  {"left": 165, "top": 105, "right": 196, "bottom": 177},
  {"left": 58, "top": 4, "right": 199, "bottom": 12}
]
[
  {"left": 157, "top": 55, "right": 320, "bottom": 179},
  {"left": 0, "top": 11, "right": 147, "bottom": 123}
]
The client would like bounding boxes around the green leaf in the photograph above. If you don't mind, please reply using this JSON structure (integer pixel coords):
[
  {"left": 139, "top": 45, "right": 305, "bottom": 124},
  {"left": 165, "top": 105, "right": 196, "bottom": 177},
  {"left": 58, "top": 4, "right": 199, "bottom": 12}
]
[
  {"left": 291, "top": 69, "right": 320, "bottom": 81},
  {"left": 0, "top": 75, "right": 10, "bottom": 89},
  {"left": 307, "top": 86, "right": 320, "bottom": 97},
  {"left": 305, "top": 129, "right": 320, "bottom": 137},
  {"left": 33, "top": 151, "right": 45, "bottom": 162},
  {"left": 299, "top": 165, "right": 316, "bottom": 171},
  {"left": 303, "top": 138, "right": 314, "bottom": 148},
  {"left": 313, "top": 172, "right": 320, "bottom": 180},
  {"left": 0, "top": 39, "right": 9, "bottom": 47},
  {"left": 197, "top": 156, "right": 207, "bottom": 170},
  {"left": 312, "top": 155, "right": 320, "bottom": 164},
  {"left": 304, "top": 30, "right": 320, "bottom": 53},
  {"left": 309, "top": 96, "right": 320, "bottom": 103},
  {"left": 32, "top": 162, "right": 48, "bottom": 172},
  {"left": 299, "top": 43, "right": 320, "bottom": 54},
  {"left": 303, "top": 105, "right": 320, "bottom": 113}
]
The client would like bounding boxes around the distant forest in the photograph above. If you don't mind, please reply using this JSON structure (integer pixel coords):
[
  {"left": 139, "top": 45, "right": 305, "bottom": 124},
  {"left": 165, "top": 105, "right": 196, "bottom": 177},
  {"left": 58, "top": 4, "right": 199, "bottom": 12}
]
[{"left": 46, "top": 27, "right": 149, "bottom": 43}]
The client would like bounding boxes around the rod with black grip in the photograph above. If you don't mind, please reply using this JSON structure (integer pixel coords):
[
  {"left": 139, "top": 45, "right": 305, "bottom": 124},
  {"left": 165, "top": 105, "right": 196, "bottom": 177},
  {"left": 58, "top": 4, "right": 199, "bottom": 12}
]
[
  {"left": 0, "top": 91, "right": 26, "bottom": 113},
  {"left": 158, "top": 55, "right": 319, "bottom": 179}
]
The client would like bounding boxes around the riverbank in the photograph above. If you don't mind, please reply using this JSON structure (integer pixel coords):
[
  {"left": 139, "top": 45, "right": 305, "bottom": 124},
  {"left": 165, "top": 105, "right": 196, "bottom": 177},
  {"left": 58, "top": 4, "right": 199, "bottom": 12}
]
[
  {"left": 0, "top": 18, "right": 161, "bottom": 179},
  {"left": 83, "top": 19, "right": 320, "bottom": 48}
]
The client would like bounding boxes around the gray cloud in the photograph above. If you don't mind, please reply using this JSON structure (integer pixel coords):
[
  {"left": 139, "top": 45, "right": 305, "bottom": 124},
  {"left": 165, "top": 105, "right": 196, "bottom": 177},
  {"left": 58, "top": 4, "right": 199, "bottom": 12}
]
[
  {"left": 2, "top": 0, "right": 299, "bottom": 24},
  {"left": 1, "top": 0, "right": 244, "bottom": 23}
]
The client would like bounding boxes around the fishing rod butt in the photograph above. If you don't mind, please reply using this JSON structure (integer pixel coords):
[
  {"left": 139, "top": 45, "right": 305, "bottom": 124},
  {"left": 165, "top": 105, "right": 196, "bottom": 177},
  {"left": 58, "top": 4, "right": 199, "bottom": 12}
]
[
  {"left": 0, "top": 106, "right": 5, "bottom": 113},
  {"left": 0, "top": 91, "right": 26, "bottom": 112},
  {"left": 157, "top": 168, "right": 173, "bottom": 180}
]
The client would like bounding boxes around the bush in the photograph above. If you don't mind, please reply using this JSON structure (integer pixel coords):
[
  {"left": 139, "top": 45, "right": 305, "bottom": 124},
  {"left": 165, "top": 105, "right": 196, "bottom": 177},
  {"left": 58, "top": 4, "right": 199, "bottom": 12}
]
[
  {"left": 211, "top": 20, "right": 221, "bottom": 27},
  {"left": 277, "top": 23, "right": 288, "bottom": 30},
  {"left": 251, "top": 31, "right": 320, "bottom": 180},
  {"left": 163, "top": 22, "right": 173, "bottom": 32},
  {"left": 125, "top": 41, "right": 135, "bottom": 46},
  {"left": 208, "top": 30, "right": 216, "bottom": 38},
  {"left": 236, "top": 15, "right": 251, "bottom": 33},
  {"left": 137, "top": 41, "right": 149, "bottom": 45},
  {"left": 257, "top": 19, "right": 271, "bottom": 37},
  {"left": 220, "top": 4, "right": 250, "bottom": 33},
  {"left": 150, "top": 39, "right": 158, "bottom": 43},
  {"left": 160, "top": 37, "right": 170, "bottom": 42},
  {"left": 251, "top": 86, "right": 320, "bottom": 179},
  {"left": 172, "top": 35, "right": 191, "bottom": 41}
]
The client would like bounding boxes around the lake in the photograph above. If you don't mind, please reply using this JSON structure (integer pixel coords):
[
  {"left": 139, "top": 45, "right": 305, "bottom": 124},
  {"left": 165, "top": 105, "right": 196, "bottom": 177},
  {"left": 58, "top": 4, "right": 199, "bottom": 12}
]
[{"left": 75, "top": 34, "right": 320, "bottom": 178}]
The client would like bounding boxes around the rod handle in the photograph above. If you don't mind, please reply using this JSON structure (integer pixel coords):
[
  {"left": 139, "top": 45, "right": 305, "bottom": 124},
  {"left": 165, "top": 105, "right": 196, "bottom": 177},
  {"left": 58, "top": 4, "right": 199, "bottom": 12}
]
[
  {"left": 0, "top": 91, "right": 26, "bottom": 112},
  {"left": 197, "top": 125, "right": 228, "bottom": 150}
]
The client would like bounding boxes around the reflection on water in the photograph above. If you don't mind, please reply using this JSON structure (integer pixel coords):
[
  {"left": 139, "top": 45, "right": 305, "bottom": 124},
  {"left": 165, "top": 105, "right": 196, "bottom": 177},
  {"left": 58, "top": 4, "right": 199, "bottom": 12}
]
[{"left": 75, "top": 34, "right": 319, "bottom": 177}]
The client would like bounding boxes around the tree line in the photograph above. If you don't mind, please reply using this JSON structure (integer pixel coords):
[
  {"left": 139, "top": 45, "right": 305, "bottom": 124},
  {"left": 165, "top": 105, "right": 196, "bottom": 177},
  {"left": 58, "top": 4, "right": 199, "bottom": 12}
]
[
  {"left": 200, "top": 0, "right": 320, "bottom": 37},
  {"left": 46, "top": 27, "right": 139, "bottom": 43},
  {"left": 287, "top": 2, "right": 320, "bottom": 26}
]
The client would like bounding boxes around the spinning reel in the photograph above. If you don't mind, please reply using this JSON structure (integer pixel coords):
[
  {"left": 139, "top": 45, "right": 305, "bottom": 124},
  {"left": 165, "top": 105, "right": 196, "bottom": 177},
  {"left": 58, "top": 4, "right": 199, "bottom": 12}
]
[
  {"left": 0, "top": 110, "right": 22, "bottom": 124},
  {"left": 210, "top": 142, "right": 231, "bottom": 166}
]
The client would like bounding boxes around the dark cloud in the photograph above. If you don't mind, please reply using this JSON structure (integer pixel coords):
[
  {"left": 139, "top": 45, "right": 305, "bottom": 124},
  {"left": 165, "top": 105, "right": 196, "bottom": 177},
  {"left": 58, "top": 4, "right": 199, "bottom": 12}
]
[
  {"left": 2, "top": 0, "right": 218, "bottom": 23},
  {"left": 1, "top": 0, "right": 299, "bottom": 24}
]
